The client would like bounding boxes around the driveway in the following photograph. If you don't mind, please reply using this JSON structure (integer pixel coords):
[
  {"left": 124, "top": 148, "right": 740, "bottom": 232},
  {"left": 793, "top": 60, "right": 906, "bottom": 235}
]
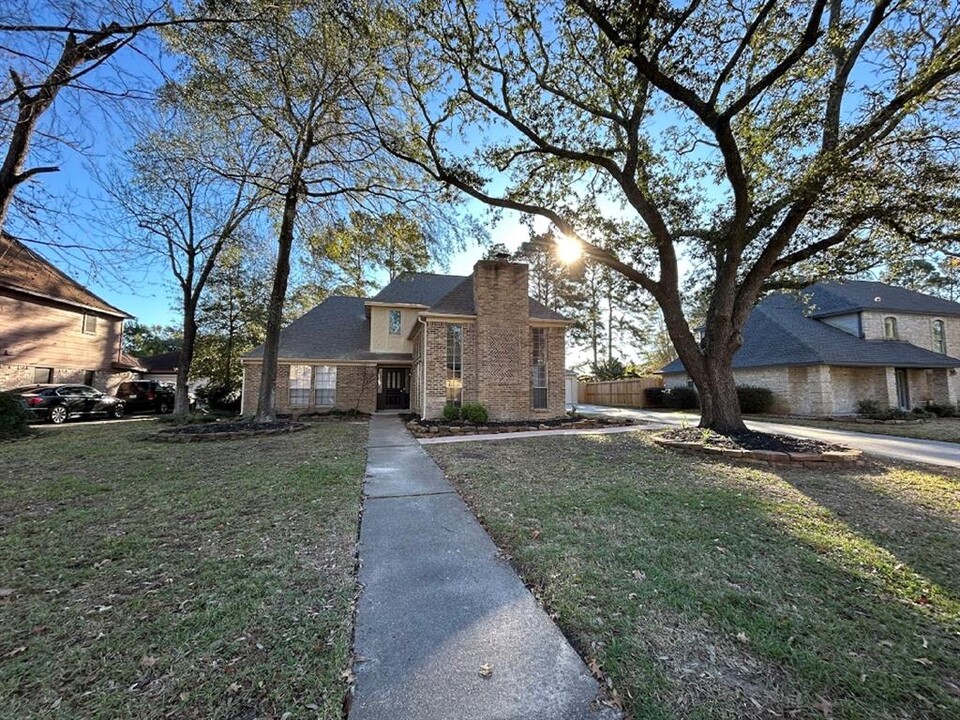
[{"left": 573, "top": 404, "right": 960, "bottom": 469}]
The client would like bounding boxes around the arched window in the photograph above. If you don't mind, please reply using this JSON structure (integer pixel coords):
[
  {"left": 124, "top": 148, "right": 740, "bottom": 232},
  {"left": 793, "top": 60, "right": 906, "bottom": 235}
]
[
  {"left": 933, "top": 320, "right": 946, "bottom": 354},
  {"left": 884, "top": 316, "right": 898, "bottom": 340}
]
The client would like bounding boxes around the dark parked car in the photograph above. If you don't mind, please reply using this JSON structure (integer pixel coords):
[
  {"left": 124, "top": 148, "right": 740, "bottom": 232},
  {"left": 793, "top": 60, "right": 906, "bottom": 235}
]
[
  {"left": 10, "top": 384, "right": 125, "bottom": 424},
  {"left": 114, "top": 380, "right": 175, "bottom": 414}
]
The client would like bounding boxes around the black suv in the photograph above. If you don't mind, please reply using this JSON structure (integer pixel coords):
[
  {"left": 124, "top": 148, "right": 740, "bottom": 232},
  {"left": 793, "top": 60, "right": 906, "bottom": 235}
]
[{"left": 114, "top": 381, "right": 175, "bottom": 414}]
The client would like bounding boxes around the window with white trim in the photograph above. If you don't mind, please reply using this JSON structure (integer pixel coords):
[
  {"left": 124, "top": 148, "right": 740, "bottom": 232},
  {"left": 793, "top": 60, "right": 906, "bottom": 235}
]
[
  {"left": 445, "top": 324, "right": 463, "bottom": 407},
  {"left": 82, "top": 313, "right": 97, "bottom": 334},
  {"left": 884, "top": 316, "right": 898, "bottom": 340},
  {"left": 314, "top": 365, "right": 337, "bottom": 405},
  {"left": 388, "top": 309, "right": 402, "bottom": 335},
  {"left": 531, "top": 328, "right": 548, "bottom": 409},
  {"left": 289, "top": 365, "right": 311, "bottom": 407},
  {"left": 933, "top": 320, "right": 946, "bottom": 354}
]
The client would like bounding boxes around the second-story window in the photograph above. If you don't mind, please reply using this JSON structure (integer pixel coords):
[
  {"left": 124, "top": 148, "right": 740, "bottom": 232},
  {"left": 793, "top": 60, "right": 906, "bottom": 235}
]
[
  {"left": 933, "top": 320, "right": 946, "bottom": 354},
  {"left": 82, "top": 313, "right": 97, "bottom": 335},
  {"left": 884, "top": 316, "right": 898, "bottom": 340},
  {"left": 389, "top": 309, "right": 402, "bottom": 335}
]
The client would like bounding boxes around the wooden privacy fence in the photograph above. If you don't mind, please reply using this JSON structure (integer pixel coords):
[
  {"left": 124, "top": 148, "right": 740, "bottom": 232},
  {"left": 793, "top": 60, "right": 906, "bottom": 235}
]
[{"left": 577, "top": 376, "right": 664, "bottom": 408}]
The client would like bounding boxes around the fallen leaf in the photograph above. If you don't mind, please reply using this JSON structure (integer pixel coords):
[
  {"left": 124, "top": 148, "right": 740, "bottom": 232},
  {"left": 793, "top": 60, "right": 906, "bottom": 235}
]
[
  {"left": 815, "top": 696, "right": 833, "bottom": 717},
  {"left": 478, "top": 663, "right": 493, "bottom": 678},
  {"left": 530, "top": 528, "right": 542, "bottom": 540},
  {"left": 140, "top": 656, "right": 157, "bottom": 668},
  {"left": 4, "top": 646, "right": 26, "bottom": 658},
  {"left": 913, "top": 657, "right": 933, "bottom": 666},
  {"left": 227, "top": 682, "right": 241, "bottom": 694},
  {"left": 587, "top": 657, "right": 603, "bottom": 679},
  {"left": 735, "top": 632, "right": 749, "bottom": 644}
]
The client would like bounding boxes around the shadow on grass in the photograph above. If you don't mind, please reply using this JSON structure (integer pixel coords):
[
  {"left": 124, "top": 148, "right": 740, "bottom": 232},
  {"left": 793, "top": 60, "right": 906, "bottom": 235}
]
[{"left": 431, "top": 435, "right": 960, "bottom": 720}]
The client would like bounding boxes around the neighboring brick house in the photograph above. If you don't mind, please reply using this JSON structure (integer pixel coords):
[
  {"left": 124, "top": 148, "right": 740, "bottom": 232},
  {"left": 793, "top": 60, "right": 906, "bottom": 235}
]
[
  {"left": 241, "top": 260, "right": 570, "bottom": 420},
  {"left": 0, "top": 233, "right": 140, "bottom": 392},
  {"left": 661, "top": 281, "right": 960, "bottom": 415}
]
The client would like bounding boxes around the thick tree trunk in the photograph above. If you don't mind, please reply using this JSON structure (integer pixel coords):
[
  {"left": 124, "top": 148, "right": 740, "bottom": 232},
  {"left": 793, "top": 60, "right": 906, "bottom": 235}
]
[
  {"left": 174, "top": 301, "right": 197, "bottom": 416},
  {"left": 255, "top": 180, "right": 300, "bottom": 422},
  {"left": 694, "top": 352, "right": 745, "bottom": 433}
]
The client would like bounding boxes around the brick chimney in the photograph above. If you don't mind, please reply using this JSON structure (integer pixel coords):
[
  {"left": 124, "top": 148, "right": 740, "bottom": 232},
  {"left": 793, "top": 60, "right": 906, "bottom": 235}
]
[{"left": 472, "top": 260, "right": 530, "bottom": 420}]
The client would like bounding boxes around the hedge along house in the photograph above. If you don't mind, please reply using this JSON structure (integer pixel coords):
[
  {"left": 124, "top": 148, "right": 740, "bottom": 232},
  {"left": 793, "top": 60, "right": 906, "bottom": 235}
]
[
  {"left": 660, "top": 281, "right": 960, "bottom": 415},
  {"left": 240, "top": 260, "right": 571, "bottom": 420}
]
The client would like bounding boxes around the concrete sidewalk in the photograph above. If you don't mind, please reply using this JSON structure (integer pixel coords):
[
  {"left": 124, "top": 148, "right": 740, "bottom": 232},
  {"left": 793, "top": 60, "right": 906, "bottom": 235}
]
[{"left": 350, "top": 415, "right": 618, "bottom": 720}]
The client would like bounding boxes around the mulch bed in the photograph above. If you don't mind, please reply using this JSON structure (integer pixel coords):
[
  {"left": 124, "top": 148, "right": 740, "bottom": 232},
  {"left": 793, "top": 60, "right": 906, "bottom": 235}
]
[
  {"left": 407, "top": 415, "right": 635, "bottom": 438},
  {"left": 660, "top": 427, "right": 846, "bottom": 454},
  {"left": 654, "top": 427, "right": 863, "bottom": 468},
  {"left": 152, "top": 420, "right": 308, "bottom": 442}
]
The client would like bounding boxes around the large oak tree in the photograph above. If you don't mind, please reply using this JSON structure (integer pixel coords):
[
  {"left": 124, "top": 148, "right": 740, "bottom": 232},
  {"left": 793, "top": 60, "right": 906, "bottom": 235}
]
[{"left": 381, "top": 0, "right": 960, "bottom": 431}]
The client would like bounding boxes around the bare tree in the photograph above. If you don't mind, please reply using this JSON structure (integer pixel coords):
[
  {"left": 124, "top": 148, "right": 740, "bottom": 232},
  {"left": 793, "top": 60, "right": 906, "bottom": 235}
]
[{"left": 109, "top": 111, "right": 268, "bottom": 413}]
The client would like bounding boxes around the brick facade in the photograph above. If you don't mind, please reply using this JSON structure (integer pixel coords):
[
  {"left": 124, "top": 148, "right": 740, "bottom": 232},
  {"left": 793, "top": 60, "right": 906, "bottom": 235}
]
[
  {"left": 416, "top": 261, "right": 567, "bottom": 421},
  {"left": 241, "top": 362, "right": 377, "bottom": 415}
]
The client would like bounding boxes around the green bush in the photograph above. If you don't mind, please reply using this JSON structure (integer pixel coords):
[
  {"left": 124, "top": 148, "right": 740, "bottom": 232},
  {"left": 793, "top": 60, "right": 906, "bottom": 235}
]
[
  {"left": 0, "top": 391, "right": 30, "bottom": 440},
  {"left": 924, "top": 402, "right": 958, "bottom": 418},
  {"left": 644, "top": 387, "right": 666, "bottom": 408},
  {"left": 460, "top": 403, "right": 489, "bottom": 423},
  {"left": 857, "top": 399, "right": 911, "bottom": 420},
  {"left": 663, "top": 386, "right": 699, "bottom": 409},
  {"left": 442, "top": 403, "right": 461, "bottom": 421},
  {"left": 737, "top": 385, "right": 774, "bottom": 414}
]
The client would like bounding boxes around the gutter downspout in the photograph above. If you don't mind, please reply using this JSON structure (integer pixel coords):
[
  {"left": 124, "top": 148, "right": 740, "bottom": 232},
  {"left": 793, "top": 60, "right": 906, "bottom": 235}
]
[{"left": 418, "top": 315, "right": 428, "bottom": 417}]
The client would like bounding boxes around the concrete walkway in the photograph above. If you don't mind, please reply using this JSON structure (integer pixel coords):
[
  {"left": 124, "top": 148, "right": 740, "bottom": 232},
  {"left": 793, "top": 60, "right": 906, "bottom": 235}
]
[
  {"left": 350, "top": 415, "right": 619, "bottom": 720},
  {"left": 574, "top": 405, "right": 960, "bottom": 469}
]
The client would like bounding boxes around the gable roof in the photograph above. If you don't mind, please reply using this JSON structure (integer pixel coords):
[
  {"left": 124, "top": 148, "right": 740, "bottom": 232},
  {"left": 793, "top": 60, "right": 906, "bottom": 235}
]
[
  {"left": 370, "top": 272, "right": 466, "bottom": 306},
  {"left": 661, "top": 289, "right": 960, "bottom": 374},
  {"left": 0, "top": 233, "right": 130, "bottom": 318},
  {"left": 244, "top": 295, "right": 409, "bottom": 362},
  {"left": 429, "top": 276, "right": 569, "bottom": 321},
  {"left": 139, "top": 350, "right": 181, "bottom": 372},
  {"left": 803, "top": 280, "right": 960, "bottom": 318}
]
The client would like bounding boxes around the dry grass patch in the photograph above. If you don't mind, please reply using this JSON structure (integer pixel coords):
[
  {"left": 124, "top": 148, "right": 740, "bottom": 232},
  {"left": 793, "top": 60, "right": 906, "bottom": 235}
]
[
  {"left": 0, "top": 419, "right": 367, "bottom": 719},
  {"left": 758, "top": 415, "right": 960, "bottom": 444},
  {"left": 427, "top": 431, "right": 960, "bottom": 720}
]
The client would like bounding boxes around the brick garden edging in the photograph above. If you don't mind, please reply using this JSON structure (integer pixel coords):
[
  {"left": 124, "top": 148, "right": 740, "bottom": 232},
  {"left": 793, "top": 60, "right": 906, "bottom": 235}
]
[
  {"left": 406, "top": 417, "right": 634, "bottom": 438},
  {"left": 652, "top": 437, "right": 864, "bottom": 469},
  {"left": 151, "top": 423, "right": 308, "bottom": 443}
]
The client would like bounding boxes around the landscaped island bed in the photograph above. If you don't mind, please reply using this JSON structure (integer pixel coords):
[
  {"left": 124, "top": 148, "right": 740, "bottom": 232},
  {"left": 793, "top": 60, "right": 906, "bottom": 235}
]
[
  {"left": 427, "top": 432, "right": 960, "bottom": 719},
  {"left": 0, "top": 420, "right": 366, "bottom": 719}
]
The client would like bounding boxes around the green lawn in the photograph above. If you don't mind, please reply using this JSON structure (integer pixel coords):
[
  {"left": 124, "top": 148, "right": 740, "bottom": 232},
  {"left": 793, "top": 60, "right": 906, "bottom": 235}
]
[
  {"left": 756, "top": 415, "right": 960, "bottom": 444},
  {"left": 0, "top": 419, "right": 366, "bottom": 719},
  {"left": 428, "top": 432, "right": 960, "bottom": 720}
]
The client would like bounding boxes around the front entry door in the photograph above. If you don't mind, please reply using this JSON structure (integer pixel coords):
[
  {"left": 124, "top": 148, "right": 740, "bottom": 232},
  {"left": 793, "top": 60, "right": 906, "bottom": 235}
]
[
  {"left": 378, "top": 368, "right": 409, "bottom": 410},
  {"left": 895, "top": 368, "right": 910, "bottom": 410}
]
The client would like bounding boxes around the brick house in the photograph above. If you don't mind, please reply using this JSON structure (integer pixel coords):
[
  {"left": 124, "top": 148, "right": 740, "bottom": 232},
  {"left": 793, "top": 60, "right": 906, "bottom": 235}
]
[
  {"left": 0, "top": 233, "right": 140, "bottom": 392},
  {"left": 241, "top": 260, "right": 570, "bottom": 420},
  {"left": 661, "top": 281, "right": 960, "bottom": 415}
]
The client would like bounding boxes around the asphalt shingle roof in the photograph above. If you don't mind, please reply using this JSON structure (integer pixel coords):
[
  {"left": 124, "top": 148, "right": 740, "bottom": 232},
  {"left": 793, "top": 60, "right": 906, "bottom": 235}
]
[
  {"left": 0, "top": 232, "right": 130, "bottom": 317},
  {"left": 244, "top": 296, "right": 409, "bottom": 362},
  {"left": 429, "top": 276, "right": 569, "bottom": 321},
  {"left": 370, "top": 272, "right": 466, "bottom": 305},
  {"left": 661, "top": 289, "right": 960, "bottom": 374},
  {"left": 803, "top": 280, "right": 960, "bottom": 318},
  {"left": 247, "top": 268, "right": 571, "bottom": 362}
]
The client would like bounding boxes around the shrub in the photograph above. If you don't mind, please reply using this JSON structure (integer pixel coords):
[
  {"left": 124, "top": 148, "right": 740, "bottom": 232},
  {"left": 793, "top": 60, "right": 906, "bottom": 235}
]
[
  {"left": 197, "top": 382, "right": 241, "bottom": 413},
  {"left": 737, "top": 385, "right": 774, "bottom": 414},
  {"left": 924, "top": 402, "right": 958, "bottom": 418},
  {"left": 663, "top": 386, "right": 699, "bottom": 410},
  {"left": 644, "top": 387, "right": 666, "bottom": 408},
  {"left": 460, "top": 403, "right": 489, "bottom": 423},
  {"left": 0, "top": 392, "right": 30, "bottom": 440},
  {"left": 857, "top": 398, "right": 911, "bottom": 420},
  {"left": 441, "top": 403, "right": 461, "bottom": 421}
]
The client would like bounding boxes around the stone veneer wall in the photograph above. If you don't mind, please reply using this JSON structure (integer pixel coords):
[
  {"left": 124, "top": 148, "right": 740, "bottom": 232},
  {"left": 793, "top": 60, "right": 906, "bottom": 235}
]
[{"left": 241, "top": 362, "right": 377, "bottom": 415}]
